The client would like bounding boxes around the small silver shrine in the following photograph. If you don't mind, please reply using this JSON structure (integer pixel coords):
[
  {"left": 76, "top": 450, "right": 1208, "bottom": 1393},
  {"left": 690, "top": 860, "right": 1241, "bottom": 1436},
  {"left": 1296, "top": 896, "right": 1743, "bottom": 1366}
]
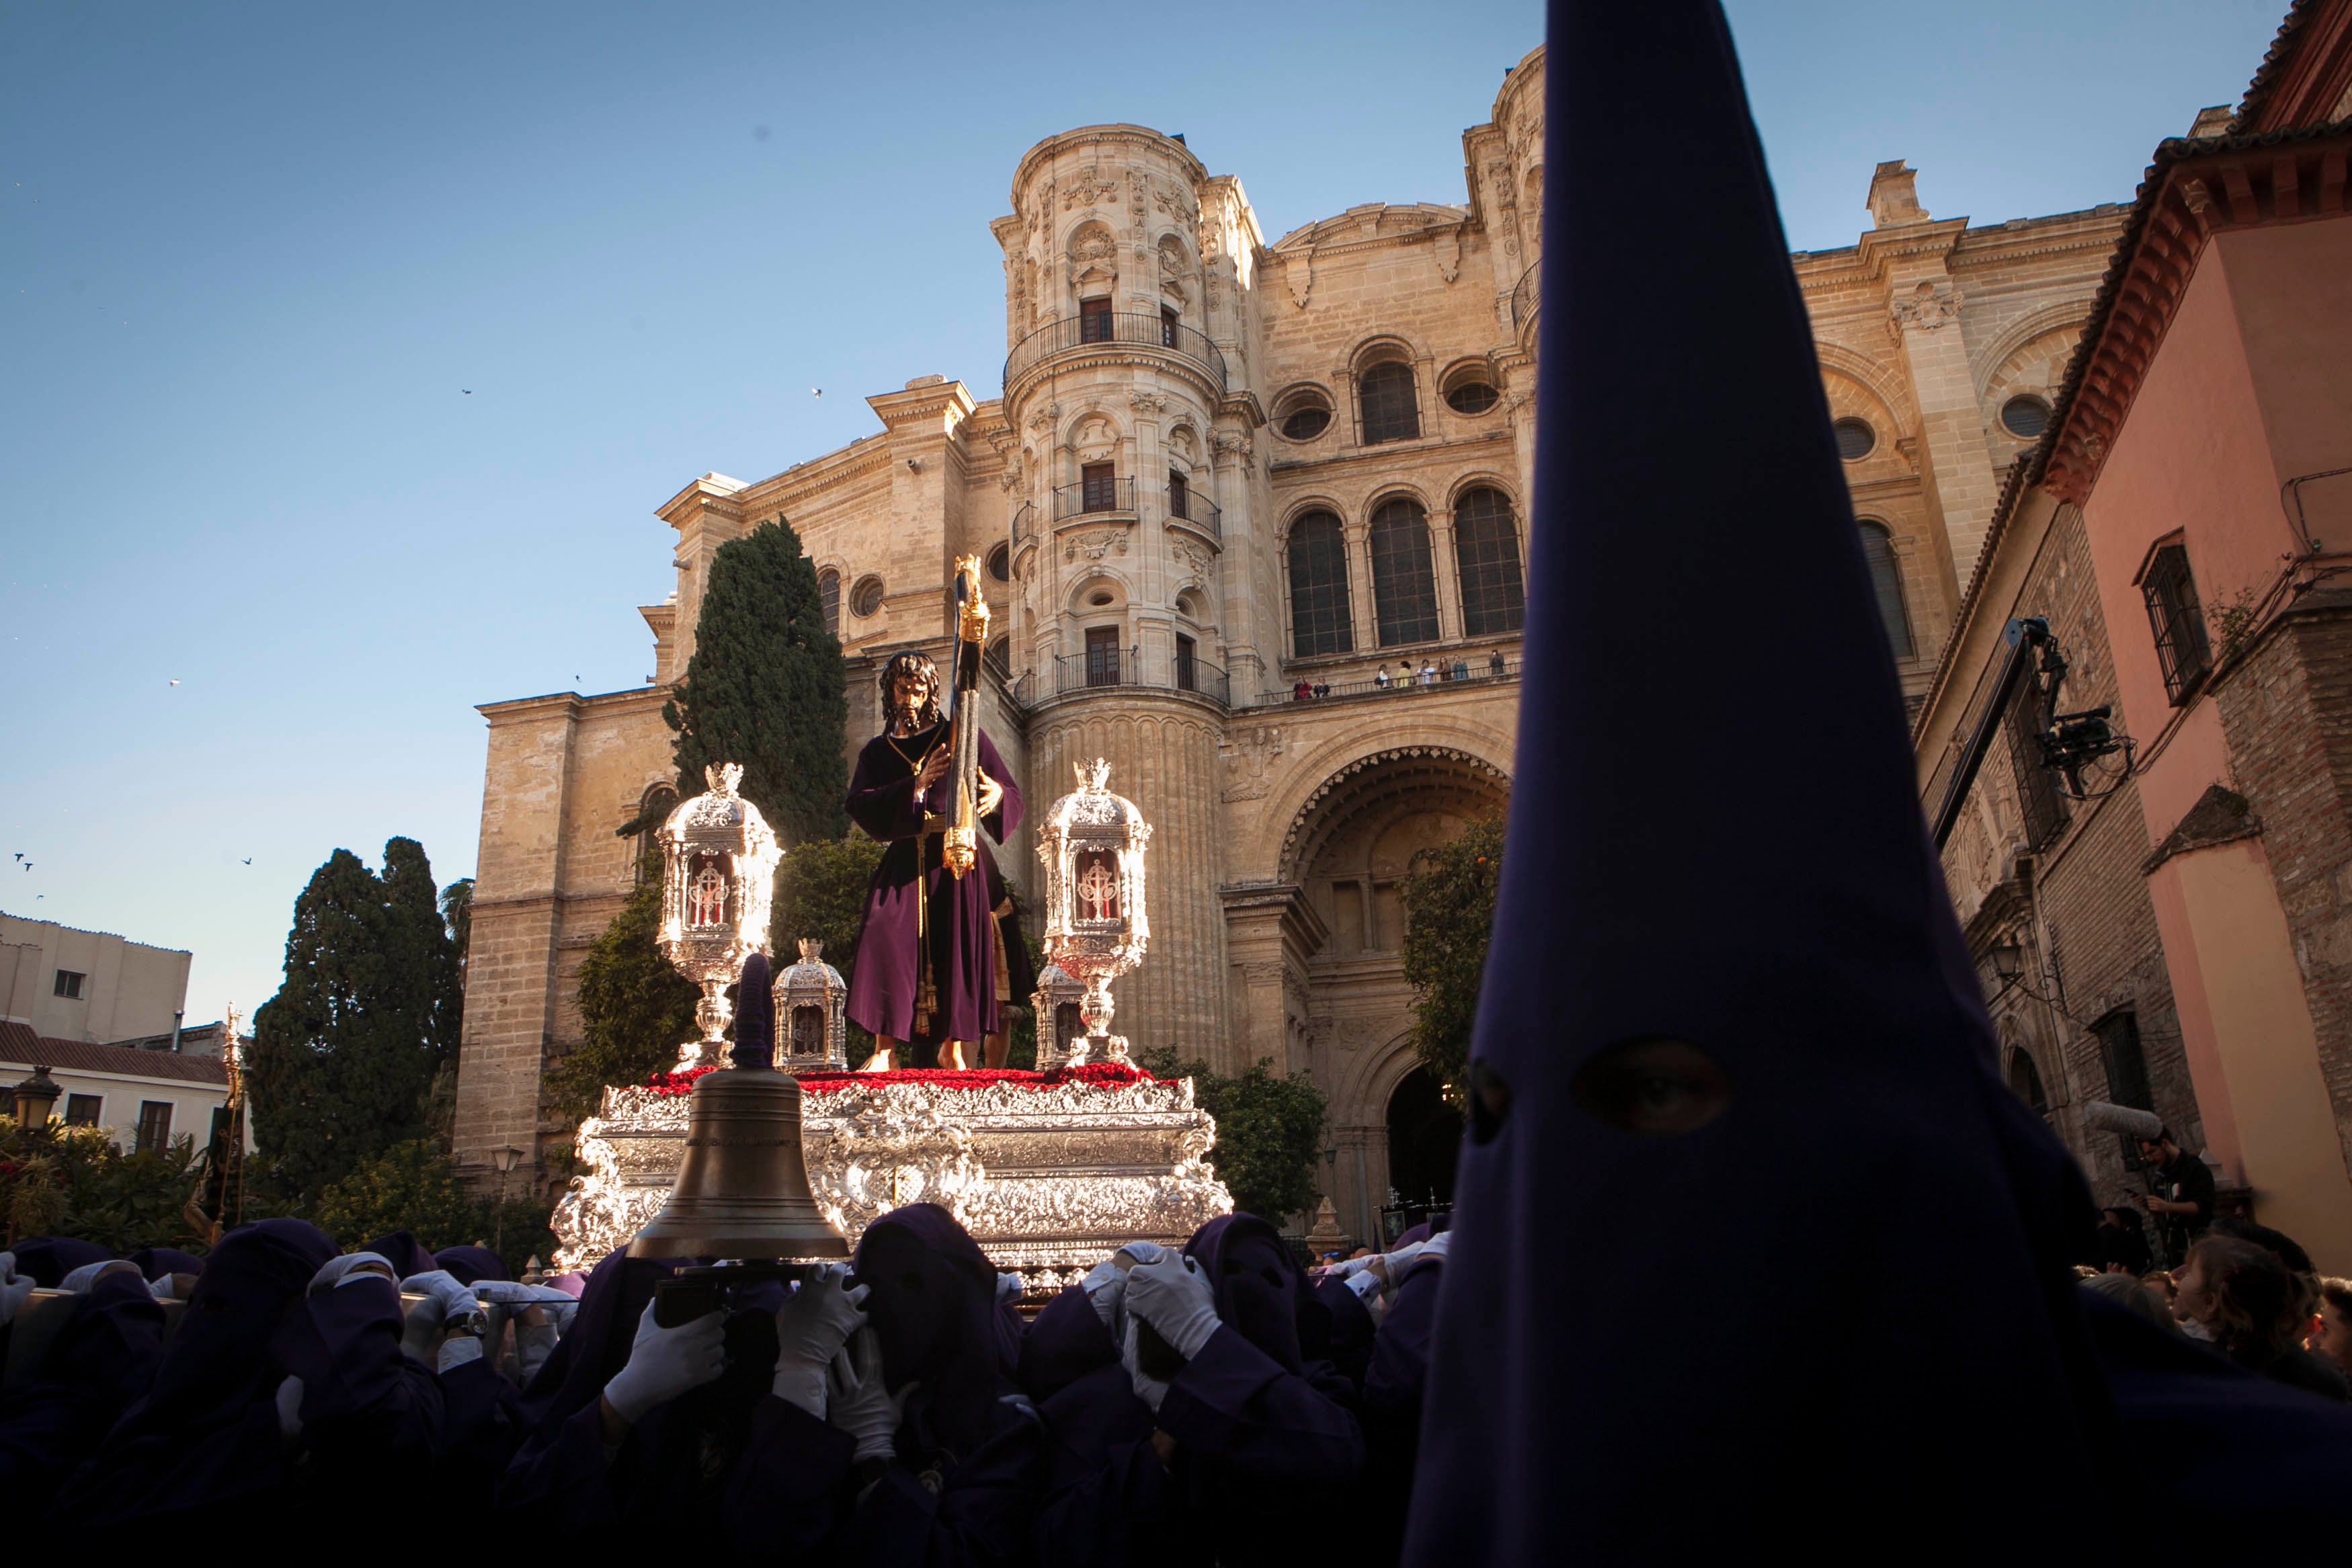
[{"left": 657, "top": 763, "right": 780, "bottom": 1067}]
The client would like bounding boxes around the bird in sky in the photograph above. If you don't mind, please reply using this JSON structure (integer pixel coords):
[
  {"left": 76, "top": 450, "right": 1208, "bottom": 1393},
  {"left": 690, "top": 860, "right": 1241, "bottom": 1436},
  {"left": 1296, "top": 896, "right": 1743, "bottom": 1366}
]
[
  {"left": 11, "top": 853, "right": 19, "bottom": 862},
  {"left": 463, "top": 388, "right": 473, "bottom": 395},
  {"left": 169, "top": 678, "right": 179, "bottom": 686},
  {"left": 811, "top": 388, "right": 822, "bottom": 398},
  {"left": 241, "top": 858, "right": 253, "bottom": 865},
  {"left": 20, "top": 862, "right": 30, "bottom": 871}
]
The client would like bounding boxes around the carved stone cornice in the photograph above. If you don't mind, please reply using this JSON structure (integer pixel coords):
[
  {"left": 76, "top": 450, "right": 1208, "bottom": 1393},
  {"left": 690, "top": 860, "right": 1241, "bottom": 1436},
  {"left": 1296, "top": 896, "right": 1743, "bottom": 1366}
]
[{"left": 2042, "top": 126, "right": 2352, "bottom": 503}]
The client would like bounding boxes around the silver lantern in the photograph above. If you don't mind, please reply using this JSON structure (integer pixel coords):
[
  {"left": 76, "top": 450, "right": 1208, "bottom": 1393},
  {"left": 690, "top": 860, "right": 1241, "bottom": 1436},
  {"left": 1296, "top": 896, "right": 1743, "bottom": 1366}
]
[
  {"left": 657, "top": 762, "right": 782, "bottom": 1067},
  {"left": 774, "top": 938, "right": 848, "bottom": 1073},
  {"left": 1029, "top": 962, "right": 1087, "bottom": 1071},
  {"left": 1035, "top": 759, "right": 1151, "bottom": 1065}
]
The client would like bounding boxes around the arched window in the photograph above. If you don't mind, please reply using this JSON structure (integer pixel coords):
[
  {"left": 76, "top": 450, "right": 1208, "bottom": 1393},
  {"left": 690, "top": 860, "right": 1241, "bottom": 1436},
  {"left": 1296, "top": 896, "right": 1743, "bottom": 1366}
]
[
  {"left": 1859, "top": 522, "right": 1914, "bottom": 659},
  {"left": 985, "top": 635, "right": 1012, "bottom": 680},
  {"left": 633, "top": 783, "right": 678, "bottom": 884},
  {"left": 1287, "top": 511, "right": 1353, "bottom": 657},
  {"left": 2007, "top": 1048, "right": 2049, "bottom": 1116},
  {"left": 1369, "top": 497, "right": 1440, "bottom": 647},
  {"left": 818, "top": 569, "right": 841, "bottom": 637},
  {"left": 1357, "top": 362, "right": 1420, "bottom": 445},
  {"left": 1453, "top": 487, "right": 1526, "bottom": 636}
]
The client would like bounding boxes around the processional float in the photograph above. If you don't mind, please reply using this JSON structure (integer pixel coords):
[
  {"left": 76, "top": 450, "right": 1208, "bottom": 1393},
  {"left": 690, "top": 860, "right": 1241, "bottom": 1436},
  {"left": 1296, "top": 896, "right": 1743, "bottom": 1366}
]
[{"left": 553, "top": 578, "right": 1230, "bottom": 1287}]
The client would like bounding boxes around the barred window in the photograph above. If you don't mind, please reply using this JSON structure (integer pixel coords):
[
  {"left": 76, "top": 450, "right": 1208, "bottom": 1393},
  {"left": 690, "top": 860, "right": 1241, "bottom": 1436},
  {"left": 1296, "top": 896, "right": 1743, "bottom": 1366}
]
[
  {"left": 2006, "top": 674, "right": 2068, "bottom": 850},
  {"left": 1453, "top": 487, "right": 1525, "bottom": 637},
  {"left": 818, "top": 569, "right": 841, "bottom": 637},
  {"left": 1859, "top": 522, "right": 1914, "bottom": 659},
  {"left": 1358, "top": 362, "right": 1420, "bottom": 445},
  {"left": 1286, "top": 511, "right": 1353, "bottom": 657},
  {"left": 2140, "top": 543, "right": 2209, "bottom": 704},
  {"left": 1369, "top": 497, "right": 1440, "bottom": 647}
]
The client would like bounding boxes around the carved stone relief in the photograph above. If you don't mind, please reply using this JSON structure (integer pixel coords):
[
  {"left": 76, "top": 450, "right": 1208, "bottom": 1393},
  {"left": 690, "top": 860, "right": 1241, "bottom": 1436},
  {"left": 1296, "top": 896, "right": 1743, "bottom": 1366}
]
[
  {"left": 1220, "top": 726, "right": 1286, "bottom": 801},
  {"left": 1061, "top": 167, "right": 1121, "bottom": 210},
  {"left": 1890, "top": 280, "right": 1962, "bottom": 336},
  {"left": 1063, "top": 526, "right": 1130, "bottom": 563}
]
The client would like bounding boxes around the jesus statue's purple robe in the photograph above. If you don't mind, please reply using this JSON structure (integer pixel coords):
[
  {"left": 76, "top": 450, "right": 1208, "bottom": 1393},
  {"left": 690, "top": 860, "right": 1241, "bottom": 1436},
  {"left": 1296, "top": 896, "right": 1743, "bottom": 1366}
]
[{"left": 844, "top": 721, "right": 1022, "bottom": 1048}]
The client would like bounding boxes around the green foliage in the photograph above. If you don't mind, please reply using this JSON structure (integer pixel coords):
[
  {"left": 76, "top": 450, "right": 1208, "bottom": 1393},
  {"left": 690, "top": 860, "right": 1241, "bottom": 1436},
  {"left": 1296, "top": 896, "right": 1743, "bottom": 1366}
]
[
  {"left": 442, "top": 877, "right": 475, "bottom": 987},
  {"left": 544, "top": 880, "right": 701, "bottom": 1124},
  {"left": 771, "top": 833, "right": 885, "bottom": 981},
  {"left": 1, "top": 1122, "right": 208, "bottom": 1254},
  {"left": 314, "top": 1138, "right": 481, "bottom": 1251},
  {"left": 1140, "top": 1049, "right": 1328, "bottom": 1227},
  {"left": 659, "top": 519, "right": 849, "bottom": 843},
  {"left": 1397, "top": 812, "right": 1506, "bottom": 1100},
  {"left": 247, "top": 837, "right": 464, "bottom": 1205}
]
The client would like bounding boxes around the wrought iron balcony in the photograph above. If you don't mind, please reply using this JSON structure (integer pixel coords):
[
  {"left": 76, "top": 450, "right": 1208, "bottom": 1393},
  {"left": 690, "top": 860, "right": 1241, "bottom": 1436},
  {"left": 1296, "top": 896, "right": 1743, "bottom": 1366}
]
[
  {"left": 1054, "top": 477, "right": 1137, "bottom": 520},
  {"left": 1010, "top": 501, "right": 1035, "bottom": 553},
  {"left": 1166, "top": 483, "right": 1221, "bottom": 541},
  {"left": 1511, "top": 260, "right": 1541, "bottom": 331},
  {"left": 1051, "top": 647, "right": 1229, "bottom": 705},
  {"left": 1004, "top": 312, "right": 1229, "bottom": 393}
]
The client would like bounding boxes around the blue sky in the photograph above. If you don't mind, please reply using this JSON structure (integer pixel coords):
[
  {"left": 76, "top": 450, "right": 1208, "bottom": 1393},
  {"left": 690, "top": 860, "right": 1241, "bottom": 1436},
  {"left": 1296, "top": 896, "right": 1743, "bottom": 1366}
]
[{"left": 0, "top": 0, "right": 2287, "bottom": 1025}]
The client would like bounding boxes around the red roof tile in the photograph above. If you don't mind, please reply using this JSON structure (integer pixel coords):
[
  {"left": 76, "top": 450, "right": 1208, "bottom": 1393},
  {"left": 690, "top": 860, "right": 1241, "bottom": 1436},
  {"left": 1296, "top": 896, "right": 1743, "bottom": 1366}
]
[{"left": 0, "top": 1020, "right": 229, "bottom": 1086}]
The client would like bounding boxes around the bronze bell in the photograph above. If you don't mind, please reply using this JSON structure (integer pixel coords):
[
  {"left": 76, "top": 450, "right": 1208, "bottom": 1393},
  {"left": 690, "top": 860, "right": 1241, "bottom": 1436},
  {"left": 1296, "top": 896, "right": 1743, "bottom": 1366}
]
[{"left": 628, "top": 953, "right": 849, "bottom": 1262}]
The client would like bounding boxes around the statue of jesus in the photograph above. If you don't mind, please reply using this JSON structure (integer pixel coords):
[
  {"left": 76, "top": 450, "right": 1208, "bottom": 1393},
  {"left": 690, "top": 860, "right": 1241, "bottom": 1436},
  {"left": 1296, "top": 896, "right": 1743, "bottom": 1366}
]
[{"left": 843, "top": 650, "right": 1030, "bottom": 1070}]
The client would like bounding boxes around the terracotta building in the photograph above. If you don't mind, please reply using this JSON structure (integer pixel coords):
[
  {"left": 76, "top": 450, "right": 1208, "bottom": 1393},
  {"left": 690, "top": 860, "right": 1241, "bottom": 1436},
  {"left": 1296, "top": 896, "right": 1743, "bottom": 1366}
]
[
  {"left": 1916, "top": 0, "right": 2352, "bottom": 1269},
  {"left": 456, "top": 44, "right": 2123, "bottom": 1243}
]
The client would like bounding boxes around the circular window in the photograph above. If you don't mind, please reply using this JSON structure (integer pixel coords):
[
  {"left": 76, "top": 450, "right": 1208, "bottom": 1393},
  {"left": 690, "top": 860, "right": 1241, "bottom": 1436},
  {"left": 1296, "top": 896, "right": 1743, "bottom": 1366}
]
[
  {"left": 987, "top": 543, "right": 1010, "bottom": 582},
  {"left": 1088, "top": 591, "right": 1114, "bottom": 608},
  {"left": 850, "top": 575, "right": 885, "bottom": 618},
  {"left": 1445, "top": 380, "right": 1498, "bottom": 415},
  {"left": 1280, "top": 407, "right": 1330, "bottom": 441},
  {"left": 2000, "top": 395, "right": 2051, "bottom": 439},
  {"left": 1832, "top": 417, "right": 1876, "bottom": 461}
]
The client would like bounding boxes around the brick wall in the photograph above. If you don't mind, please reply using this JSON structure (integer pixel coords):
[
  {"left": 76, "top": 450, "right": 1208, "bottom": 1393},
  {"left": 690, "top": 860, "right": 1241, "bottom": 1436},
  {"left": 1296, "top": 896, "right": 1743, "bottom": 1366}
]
[{"left": 2213, "top": 596, "right": 2352, "bottom": 1179}]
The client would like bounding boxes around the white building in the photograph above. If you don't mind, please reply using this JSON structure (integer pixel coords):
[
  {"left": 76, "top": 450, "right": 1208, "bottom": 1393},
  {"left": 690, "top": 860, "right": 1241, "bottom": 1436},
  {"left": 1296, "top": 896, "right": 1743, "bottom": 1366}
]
[
  {"left": 1, "top": 1020, "right": 247, "bottom": 1153},
  {"left": 1, "top": 912, "right": 192, "bottom": 1044}
]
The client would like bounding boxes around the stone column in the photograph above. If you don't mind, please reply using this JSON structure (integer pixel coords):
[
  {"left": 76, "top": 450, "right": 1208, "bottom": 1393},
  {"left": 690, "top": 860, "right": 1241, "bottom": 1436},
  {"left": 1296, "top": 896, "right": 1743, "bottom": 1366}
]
[
  {"left": 1332, "top": 1123, "right": 1387, "bottom": 1245},
  {"left": 1890, "top": 278, "right": 2002, "bottom": 587},
  {"left": 1429, "top": 505, "right": 1463, "bottom": 643},
  {"left": 1343, "top": 519, "right": 1376, "bottom": 657}
]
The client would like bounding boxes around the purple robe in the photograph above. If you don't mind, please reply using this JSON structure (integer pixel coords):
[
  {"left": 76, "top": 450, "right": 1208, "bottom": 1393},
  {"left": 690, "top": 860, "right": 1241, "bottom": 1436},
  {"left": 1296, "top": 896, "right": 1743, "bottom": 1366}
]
[
  {"left": 0, "top": 1268, "right": 167, "bottom": 1517},
  {"left": 845, "top": 723, "right": 1022, "bottom": 1046}
]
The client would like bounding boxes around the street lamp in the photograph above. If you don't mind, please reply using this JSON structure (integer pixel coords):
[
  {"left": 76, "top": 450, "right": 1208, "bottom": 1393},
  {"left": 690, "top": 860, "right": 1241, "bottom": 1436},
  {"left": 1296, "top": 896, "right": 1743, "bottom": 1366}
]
[
  {"left": 493, "top": 1145, "right": 524, "bottom": 1256},
  {"left": 11, "top": 1065, "right": 60, "bottom": 1129},
  {"left": 1988, "top": 942, "right": 2025, "bottom": 993}
]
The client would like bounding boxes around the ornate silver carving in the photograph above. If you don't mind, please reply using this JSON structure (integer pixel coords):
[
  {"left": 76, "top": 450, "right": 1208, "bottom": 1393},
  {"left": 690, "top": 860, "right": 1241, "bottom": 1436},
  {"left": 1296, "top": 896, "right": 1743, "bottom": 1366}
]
[
  {"left": 657, "top": 763, "right": 781, "bottom": 1066},
  {"left": 1036, "top": 761, "right": 1151, "bottom": 1065},
  {"left": 553, "top": 1073, "right": 1232, "bottom": 1276},
  {"left": 775, "top": 938, "right": 848, "bottom": 1072}
]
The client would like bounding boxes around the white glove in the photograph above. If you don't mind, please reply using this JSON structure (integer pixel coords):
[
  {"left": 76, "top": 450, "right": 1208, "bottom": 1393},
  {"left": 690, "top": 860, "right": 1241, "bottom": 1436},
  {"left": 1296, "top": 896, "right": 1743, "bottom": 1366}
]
[
  {"left": 1122, "top": 1318, "right": 1170, "bottom": 1413},
  {"left": 309, "top": 1253, "right": 396, "bottom": 1295},
  {"left": 0, "top": 1254, "right": 32, "bottom": 1327},
  {"left": 1377, "top": 1240, "right": 1429, "bottom": 1280},
  {"left": 1344, "top": 1270, "right": 1384, "bottom": 1301},
  {"left": 438, "top": 1335, "right": 485, "bottom": 1372},
  {"left": 276, "top": 1375, "right": 306, "bottom": 1444},
  {"left": 514, "top": 1319, "right": 561, "bottom": 1386},
  {"left": 1114, "top": 1241, "right": 1170, "bottom": 1269},
  {"left": 396, "top": 1270, "right": 483, "bottom": 1363},
  {"left": 1081, "top": 1258, "right": 1127, "bottom": 1329},
  {"left": 59, "top": 1260, "right": 138, "bottom": 1292},
  {"left": 602, "top": 1299, "right": 728, "bottom": 1426},
  {"left": 1125, "top": 1252, "right": 1220, "bottom": 1361},
  {"left": 1325, "top": 1254, "right": 1379, "bottom": 1280},
  {"left": 827, "top": 1326, "right": 910, "bottom": 1462},
  {"left": 773, "top": 1264, "right": 869, "bottom": 1417},
  {"left": 997, "top": 1272, "right": 1026, "bottom": 1303},
  {"left": 471, "top": 1280, "right": 576, "bottom": 1305}
]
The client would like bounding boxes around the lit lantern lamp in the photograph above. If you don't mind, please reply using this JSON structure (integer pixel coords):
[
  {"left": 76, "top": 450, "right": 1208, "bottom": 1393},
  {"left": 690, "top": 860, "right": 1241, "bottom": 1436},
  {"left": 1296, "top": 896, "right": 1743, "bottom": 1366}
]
[
  {"left": 774, "top": 938, "right": 848, "bottom": 1072},
  {"left": 658, "top": 763, "right": 782, "bottom": 1067},
  {"left": 1036, "top": 758, "right": 1151, "bottom": 1065},
  {"left": 1029, "top": 962, "right": 1087, "bottom": 1070}
]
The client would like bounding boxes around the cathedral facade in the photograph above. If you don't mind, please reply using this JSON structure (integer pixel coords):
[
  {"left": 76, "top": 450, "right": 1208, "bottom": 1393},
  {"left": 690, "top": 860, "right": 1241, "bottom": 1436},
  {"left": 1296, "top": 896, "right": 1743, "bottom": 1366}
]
[{"left": 454, "top": 43, "right": 2126, "bottom": 1244}]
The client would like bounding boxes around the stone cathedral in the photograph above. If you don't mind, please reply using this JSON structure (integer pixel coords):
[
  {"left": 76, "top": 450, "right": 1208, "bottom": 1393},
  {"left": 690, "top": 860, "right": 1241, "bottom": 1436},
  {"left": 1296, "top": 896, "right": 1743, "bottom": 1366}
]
[{"left": 454, "top": 42, "right": 2127, "bottom": 1245}]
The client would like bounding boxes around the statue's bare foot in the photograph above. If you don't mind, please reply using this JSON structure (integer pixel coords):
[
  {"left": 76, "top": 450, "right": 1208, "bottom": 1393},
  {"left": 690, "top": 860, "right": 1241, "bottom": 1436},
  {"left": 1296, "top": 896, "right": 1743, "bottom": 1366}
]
[
  {"left": 859, "top": 1046, "right": 895, "bottom": 1073},
  {"left": 940, "top": 1040, "right": 969, "bottom": 1070}
]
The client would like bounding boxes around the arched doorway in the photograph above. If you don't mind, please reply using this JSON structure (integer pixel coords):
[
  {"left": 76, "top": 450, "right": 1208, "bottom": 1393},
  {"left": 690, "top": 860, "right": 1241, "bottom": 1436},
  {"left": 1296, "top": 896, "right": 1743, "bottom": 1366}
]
[{"left": 1385, "top": 1066, "right": 1462, "bottom": 1219}]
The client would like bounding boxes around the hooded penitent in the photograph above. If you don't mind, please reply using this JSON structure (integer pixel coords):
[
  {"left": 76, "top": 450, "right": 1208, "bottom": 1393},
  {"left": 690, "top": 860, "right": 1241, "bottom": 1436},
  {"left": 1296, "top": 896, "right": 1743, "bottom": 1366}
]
[
  {"left": 6, "top": 1237, "right": 112, "bottom": 1288},
  {"left": 358, "top": 1231, "right": 437, "bottom": 1278},
  {"left": 433, "top": 1245, "right": 509, "bottom": 1286},
  {"left": 1402, "top": 4, "right": 2118, "bottom": 1557},
  {"left": 56, "top": 1218, "right": 339, "bottom": 1522},
  {"left": 853, "top": 1202, "right": 1005, "bottom": 1452},
  {"left": 1182, "top": 1215, "right": 1309, "bottom": 1374}
]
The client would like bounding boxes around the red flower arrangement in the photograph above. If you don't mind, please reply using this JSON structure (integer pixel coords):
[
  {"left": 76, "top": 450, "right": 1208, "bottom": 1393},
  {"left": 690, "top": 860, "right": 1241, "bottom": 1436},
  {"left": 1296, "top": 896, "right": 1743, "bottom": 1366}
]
[{"left": 637, "top": 1060, "right": 1155, "bottom": 1097}]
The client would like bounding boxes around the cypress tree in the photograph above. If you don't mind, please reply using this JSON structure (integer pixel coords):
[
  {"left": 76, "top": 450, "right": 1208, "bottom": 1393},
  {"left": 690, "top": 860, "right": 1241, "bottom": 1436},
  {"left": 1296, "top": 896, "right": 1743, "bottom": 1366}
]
[
  {"left": 247, "top": 837, "right": 464, "bottom": 1203},
  {"left": 657, "top": 518, "right": 848, "bottom": 842}
]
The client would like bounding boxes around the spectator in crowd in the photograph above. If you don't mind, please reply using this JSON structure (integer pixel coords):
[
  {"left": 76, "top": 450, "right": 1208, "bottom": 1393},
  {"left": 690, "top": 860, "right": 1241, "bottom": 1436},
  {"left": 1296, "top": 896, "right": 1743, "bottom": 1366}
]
[
  {"left": 2134, "top": 1127, "right": 2216, "bottom": 1266},
  {"left": 1375, "top": 665, "right": 1391, "bottom": 689},
  {"left": 2174, "top": 1235, "right": 2349, "bottom": 1403},
  {"left": 2142, "top": 1270, "right": 2179, "bottom": 1319},
  {"left": 0, "top": 1257, "right": 168, "bottom": 1515},
  {"left": 1292, "top": 680, "right": 1311, "bottom": 702},
  {"left": 1417, "top": 660, "right": 1436, "bottom": 686},
  {"left": 2092, "top": 1204, "right": 2152, "bottom": 1276},
  {"left": 1488, "top": 649, "right": 1506, "bottom": 678},
  {"left": 2316, "top": 1278, "right": 2352, "bottom": 1377},
  {"left": 1450, "top": 657, "right": 1469, "bottom": 682}
]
